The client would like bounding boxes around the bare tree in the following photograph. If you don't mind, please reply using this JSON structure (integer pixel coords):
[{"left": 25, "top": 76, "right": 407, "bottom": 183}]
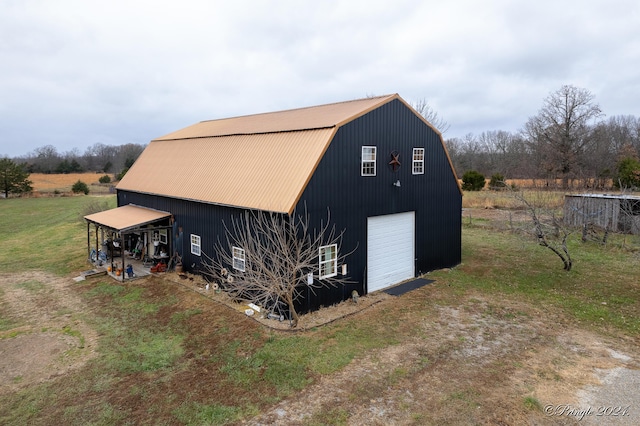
[
  {"left": 478, "top": 130, "right": 523, "bottom": 178},
  {"left": 410, "top": 98, "right": 450, "bottom": 134},
  {"left": 115, "top": 143, "right": 146, "bottom": 174},
  {"left": 26, "top": 144, "right": 61, "bottom": 173},
  {"left": 618, "top": 197, "right": 640, "bottom": 248},
  {"left": 524, "top": 85, "right": 603, "bottom": 189},
  {"left": 511, "top": 189, "right": 573, "bottom": 271},
  {"left": 84, "top": 143, "right": 119, "bottom": 172},
  {"left": 201, "top": 208, "right": 353, "bottom": 327},
  {"left": 565, "top": 193, "right": 640, "bottom": 248},
  {"left": 443, "top": 137, "right": 463, "bottom": 177}
]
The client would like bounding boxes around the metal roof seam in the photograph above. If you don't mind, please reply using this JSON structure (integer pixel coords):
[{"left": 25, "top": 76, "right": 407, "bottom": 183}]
[{"left": 152, "top": 126, "right": 337, "bottom": 142}]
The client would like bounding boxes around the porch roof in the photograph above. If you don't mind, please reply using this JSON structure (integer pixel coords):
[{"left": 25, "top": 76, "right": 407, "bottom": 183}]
[{"left": 84, "top": 204, "right": 171, "bottom": 232}]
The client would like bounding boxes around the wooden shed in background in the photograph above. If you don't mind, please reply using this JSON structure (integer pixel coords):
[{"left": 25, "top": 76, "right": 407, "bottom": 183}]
[{"left": 564, "top": 194, "right": 640, "bottom": 235}]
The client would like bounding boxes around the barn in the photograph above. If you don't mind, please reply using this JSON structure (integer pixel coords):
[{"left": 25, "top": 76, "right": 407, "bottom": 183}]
[{"left": 86, "top": 94, "right": 462, "bottom": 311}]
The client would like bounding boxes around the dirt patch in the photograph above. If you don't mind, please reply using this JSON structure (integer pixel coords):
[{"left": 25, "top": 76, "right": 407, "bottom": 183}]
[
  {"left": 462, "top": 206, "right": 531, "bottom": 226},
  {"left": 0, "top": 271, "right": 98, "bottom": 394},
  {"left": 239, "top": 289, "right": 640, "bottom": 425},
  {"left": 84, "top": 270, "right": 626, "bottom": 425},
  {"left": 2, "top": 270, "right": 640, "bottom": 424},
  {"left": 163, "top": 271, "right": 392, "bottom": 330}
]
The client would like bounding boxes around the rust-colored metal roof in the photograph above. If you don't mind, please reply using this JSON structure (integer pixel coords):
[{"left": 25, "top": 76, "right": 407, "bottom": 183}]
[
  {"left": 117, "top": 95, "right": 399, "bottom": 213},
  {"left": 84, "top": 204, "right": 171, "bottom": 231},
  {"left": 117, "top": 129, "right": 336, "bottom": 213},
  {"left": 154, "top": 94, "right": 398, "bottom": 141}
]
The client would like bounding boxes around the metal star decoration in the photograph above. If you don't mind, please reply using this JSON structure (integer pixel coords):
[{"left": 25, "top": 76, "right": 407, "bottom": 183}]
[{"left": 389, "top": 151, "right": 401, "bottom": 172}]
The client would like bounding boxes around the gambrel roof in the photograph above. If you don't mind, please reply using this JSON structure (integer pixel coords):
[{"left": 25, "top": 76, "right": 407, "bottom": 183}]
[{"left": 116, "top": 94, "right": 449, "bottom": 214}]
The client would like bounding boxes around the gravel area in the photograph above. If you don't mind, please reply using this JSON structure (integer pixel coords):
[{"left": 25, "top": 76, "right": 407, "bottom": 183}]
[{"left": 576, "top": 348, "right": 640, "bottom": 425}]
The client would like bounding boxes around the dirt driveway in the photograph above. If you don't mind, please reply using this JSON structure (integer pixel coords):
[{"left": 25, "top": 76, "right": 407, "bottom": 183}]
[
  {"left": 1, "top": 269, "right": 639, "bottom": 424},
  {"left": 0, "top": 271, "right": 98, "bottom": 395},
  {"left": 241, "top": 292, "right": 640, "bottom": 425}
]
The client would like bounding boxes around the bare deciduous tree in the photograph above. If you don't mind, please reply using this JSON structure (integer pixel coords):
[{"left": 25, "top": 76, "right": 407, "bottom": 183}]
[
  {"left": 524, "top": 85, "right": 603, "bottom": 189},
  {"left": 511, "top": 189, "right": 573, "bottom": 271},
  {"left": 201, "top": 208, "right": 353, "bottom": 327},
  {"left": 617, "top": 197, "right": 640, "bottom": 248},
  {"left": 410, "top": 98, "right": 450, "bottom": 134}
]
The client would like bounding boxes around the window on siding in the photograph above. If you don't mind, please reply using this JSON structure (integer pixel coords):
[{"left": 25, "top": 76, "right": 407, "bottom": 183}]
[
  {"left": 232, "top": 246, "right": 245, "bottom": 272},
  {"left": 190, "top": 234, "right": 201, "bottom": 256},
  {"left": 319, "top": 244, "right": 337, "bottom": 279},
  {"left": 361, "top": 146, "right": 377, "bottom": 176},
  {"left": 412, "top": 148, "right": 425, "bottom": 175}
]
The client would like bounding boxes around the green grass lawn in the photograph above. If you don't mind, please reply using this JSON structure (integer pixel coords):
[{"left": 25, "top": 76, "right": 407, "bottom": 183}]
[
  {"left": 1, "top": 195, "right": 639, "bottom": 425},
  {"left": 433, "top": 224, "right": 640, "bottom": 335},
  {"left": 0, "top": 195, "right": 116, "bottom": 274}
]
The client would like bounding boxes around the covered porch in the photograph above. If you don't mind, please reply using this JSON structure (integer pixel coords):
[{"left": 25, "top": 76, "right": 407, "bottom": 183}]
[{"left": 84, "top": 204, "right": 178, "bottom": 282}]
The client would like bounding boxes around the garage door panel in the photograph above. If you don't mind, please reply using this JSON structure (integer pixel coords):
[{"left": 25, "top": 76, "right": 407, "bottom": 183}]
[{"left": 367, "top": 212, "right": 415, "bottom": 292}]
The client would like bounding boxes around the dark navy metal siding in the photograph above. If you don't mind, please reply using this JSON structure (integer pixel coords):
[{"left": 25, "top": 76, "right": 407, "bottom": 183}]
[
  {"left": 296, "top": 99, "right": 461, "bottom": 309},
  {"left": 117, "top": 191, "right": 242, "bottom": 274},
  {"left": 117, "top": 98, "right": 461, "bottom": 313}
]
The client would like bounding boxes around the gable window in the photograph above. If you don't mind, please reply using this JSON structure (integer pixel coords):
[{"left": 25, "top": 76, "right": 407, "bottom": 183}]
[
  {"left": 232, "top": 246, "right": 245, "bottom": 272},
  {"left": 412, "top": 148, "right": 425, "bottom": 175},
  {"left": 361, "top": 146, "right": 377, "bottom": 176},
  {"left": 190, "top": 234, "right": 201, "bottom": 256},
  {"left": 319, "top": 244, "right": 337, "bottom": 279}
]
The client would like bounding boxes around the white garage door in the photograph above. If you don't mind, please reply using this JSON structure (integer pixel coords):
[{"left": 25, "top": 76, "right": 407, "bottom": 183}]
[{"left": 367, "top": 211, "right": 415, "bottom": 292}]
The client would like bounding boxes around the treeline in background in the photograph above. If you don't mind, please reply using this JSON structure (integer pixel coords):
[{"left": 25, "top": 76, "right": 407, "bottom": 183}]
[
  {"left": 6, "top": 85, "right": 640, "bottom": 191},
  {"left": 11, "top": 143, "right": 146, "bottom": 179},
  {"left": 446, "top": 114, "right": 640, "bottom": 190}
]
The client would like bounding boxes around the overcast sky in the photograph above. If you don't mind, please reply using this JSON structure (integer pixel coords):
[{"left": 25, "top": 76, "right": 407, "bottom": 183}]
[{"left": 1, "top": 0, "right": 638, "bottom": 157}]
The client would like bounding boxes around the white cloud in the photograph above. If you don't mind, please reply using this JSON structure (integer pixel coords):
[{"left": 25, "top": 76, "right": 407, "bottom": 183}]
[{"left": 1, "top": 0, "right": 639, "bottom": 156}]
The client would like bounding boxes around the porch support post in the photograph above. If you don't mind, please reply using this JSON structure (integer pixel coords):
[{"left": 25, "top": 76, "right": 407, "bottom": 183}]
[
  {"left": 108, "top": 230, "right": 113, "bottom": 268},
  {"left": 94, "top": 225, "right": 100, "bottom": 262},
  {"left": 121, "top": 237, "right": 125, "bottom": 282}
]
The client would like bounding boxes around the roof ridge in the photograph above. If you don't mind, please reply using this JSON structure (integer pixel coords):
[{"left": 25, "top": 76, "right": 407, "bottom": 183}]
[
  {"left": 152, "top": 93, "right": 399, "bottom": 141},
  {"left": 198, "top": 93, "right": 397, "bottom": 124}
]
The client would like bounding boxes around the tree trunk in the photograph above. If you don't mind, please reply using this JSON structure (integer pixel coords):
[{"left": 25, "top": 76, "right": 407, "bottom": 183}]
[
  {"left": 540, "top": 241, "right": 572, "bottom": 271},
  {"left": 287, "top": 301, "right": 299, "bottom": 328},
  {"left": 283, "top": 292, "right": 299, "bottom": 328}
]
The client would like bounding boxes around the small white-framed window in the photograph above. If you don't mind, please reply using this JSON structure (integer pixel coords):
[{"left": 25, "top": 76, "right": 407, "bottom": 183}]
[
  {"left": 361, "top": 146, "right": 377, "bottom": 176},
  {"left": 319, "top": 244, "right": 337, "bottom": 279},
  {"left": 159, "top": 229, "right": 168, "bottom": 244},
  {"left": 412, "top": 148, "right": 425, "bottom": 175},
  {"left": 232, "top": 246, "right": 245, "bottom": 272},
  {"left": 190, "top": 234, "right": 201, "bottom": 256}
]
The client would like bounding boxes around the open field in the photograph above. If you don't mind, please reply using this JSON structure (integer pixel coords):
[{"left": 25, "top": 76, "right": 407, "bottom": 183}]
[
  {"left": 28, "top": 172, "right": 116, "bottom": 195},
  {"left": 459, "top": 178, "right": 618, "bottom": 192},
  {"left": 1, "top": 195, "right": 640, "bottom": 424},
  {"left": 26, "top": 174, "right": 627, "bottom": 198}
]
